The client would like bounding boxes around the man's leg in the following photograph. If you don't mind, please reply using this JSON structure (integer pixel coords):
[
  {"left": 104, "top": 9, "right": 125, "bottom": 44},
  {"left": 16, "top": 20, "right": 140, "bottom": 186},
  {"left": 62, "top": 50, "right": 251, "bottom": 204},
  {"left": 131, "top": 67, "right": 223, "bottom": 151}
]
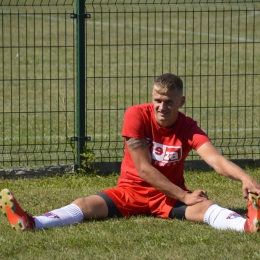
[
  {"left": 35, "top": 195, "right": 109, "bottom": 229},
  {"left": 170, "top": 199, "right": 247, "bottom": 232},
  {"left": 170, "top": 199, "right": 213, "bottom": 221},
  {"left": 0, "top": 188, "right": 109, "bottom": 231},
  {"left": 185, "top": 200, "right": 247, "bottom": 232}
]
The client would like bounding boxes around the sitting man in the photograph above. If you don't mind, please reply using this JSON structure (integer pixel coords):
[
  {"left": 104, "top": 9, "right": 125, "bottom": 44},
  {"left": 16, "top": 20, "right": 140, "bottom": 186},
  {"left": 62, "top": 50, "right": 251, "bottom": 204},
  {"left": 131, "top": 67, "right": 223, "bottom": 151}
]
[{"left": 1, "top": 73, "right": 260, "bottom": 233}]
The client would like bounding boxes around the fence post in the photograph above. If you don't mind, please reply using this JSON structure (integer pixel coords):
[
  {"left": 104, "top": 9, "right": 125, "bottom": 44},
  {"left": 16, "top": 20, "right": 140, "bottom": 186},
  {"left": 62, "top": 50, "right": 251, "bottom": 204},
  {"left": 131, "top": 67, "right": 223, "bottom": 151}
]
[{"left": 76, "top": 0, "right": 86, "bottom": 168}]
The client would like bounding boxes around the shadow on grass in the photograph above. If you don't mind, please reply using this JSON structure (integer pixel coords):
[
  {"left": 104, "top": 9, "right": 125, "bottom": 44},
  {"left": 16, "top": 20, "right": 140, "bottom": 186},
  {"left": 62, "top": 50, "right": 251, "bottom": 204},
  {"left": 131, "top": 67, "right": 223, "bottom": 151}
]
[{"left": 229, "top": 207, "right": 247, "bottom": 216}]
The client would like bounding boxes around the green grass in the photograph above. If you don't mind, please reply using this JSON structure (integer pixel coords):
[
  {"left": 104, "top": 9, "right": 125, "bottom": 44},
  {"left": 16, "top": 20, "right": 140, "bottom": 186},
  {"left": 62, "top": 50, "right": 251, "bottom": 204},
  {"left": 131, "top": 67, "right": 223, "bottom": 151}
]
[{"left": 1, "top": 169, "right": 260, "bottom": 260}]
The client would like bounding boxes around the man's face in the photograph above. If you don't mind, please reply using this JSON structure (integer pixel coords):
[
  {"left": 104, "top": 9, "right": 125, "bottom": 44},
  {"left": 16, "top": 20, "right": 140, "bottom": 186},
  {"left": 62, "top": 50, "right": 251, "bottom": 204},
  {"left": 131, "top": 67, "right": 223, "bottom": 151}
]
[{"left": 152, "top": 87, "right": 185, "bottom": 128}]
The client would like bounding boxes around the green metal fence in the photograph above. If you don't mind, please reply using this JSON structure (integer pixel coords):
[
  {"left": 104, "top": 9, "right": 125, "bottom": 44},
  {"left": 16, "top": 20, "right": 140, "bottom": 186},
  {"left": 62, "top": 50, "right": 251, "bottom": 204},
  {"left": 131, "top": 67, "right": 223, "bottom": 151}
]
[
  {"left": 85, "top": 0, "right": 260, "bottom": 163},
  {"left": 0, "top": 0, "right": 259, "bottom": 169},
  {"left": 0, "top": 0, "right": 77, "bottom": 167}
]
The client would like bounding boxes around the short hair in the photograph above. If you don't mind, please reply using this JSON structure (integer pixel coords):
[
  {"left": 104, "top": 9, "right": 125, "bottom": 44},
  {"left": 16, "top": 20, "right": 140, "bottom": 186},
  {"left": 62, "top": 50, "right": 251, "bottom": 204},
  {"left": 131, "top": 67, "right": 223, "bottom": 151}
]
[{"left": 154, "top": 73, "right": 183, "bottom": 94}]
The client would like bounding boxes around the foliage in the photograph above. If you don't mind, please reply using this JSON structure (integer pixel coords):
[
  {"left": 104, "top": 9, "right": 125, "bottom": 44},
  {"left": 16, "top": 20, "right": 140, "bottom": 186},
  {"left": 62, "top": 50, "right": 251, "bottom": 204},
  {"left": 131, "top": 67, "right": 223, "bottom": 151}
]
[{"left": 77, "top": 146, "right": 98, "bottom": 174}]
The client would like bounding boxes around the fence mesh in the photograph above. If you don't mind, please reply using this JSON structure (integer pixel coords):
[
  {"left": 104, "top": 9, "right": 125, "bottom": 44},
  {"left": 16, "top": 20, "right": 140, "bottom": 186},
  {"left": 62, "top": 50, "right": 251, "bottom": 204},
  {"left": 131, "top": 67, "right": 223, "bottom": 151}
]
[
  {"left": 0, "top": 0, "right": 259, "bottom": 168},
  {"left": 85, "top": 0, "right": 260, "bottom": 162},
  {"left": 0, "top": 0, "right": 76, "bottom": 167}
]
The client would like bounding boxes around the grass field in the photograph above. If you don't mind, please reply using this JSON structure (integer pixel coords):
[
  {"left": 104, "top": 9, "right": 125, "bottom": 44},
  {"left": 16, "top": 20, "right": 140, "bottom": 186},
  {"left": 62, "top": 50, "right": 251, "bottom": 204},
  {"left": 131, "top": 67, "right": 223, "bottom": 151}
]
[
  {"left": 0, "top": 1, "right": 260, "bottom": 167},
  {"left": 1, "top": 168, "right": 260, "bottom": 260}
]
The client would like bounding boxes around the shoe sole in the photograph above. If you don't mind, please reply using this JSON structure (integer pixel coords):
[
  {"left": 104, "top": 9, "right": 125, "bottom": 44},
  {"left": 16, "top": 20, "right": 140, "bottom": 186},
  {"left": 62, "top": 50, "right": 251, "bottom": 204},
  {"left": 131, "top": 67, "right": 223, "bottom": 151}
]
[
  {"left": 248, "top": 193, "right": 260, "bottom": 232},
  {"left": 0, "top": 188, "right": 27, "bottom": 231},
  {"left": 248, "top": 193, "right": 260, "bottom": 211},
  {"left": 253, "top": 217, "right": 260, "bottom": 232}
]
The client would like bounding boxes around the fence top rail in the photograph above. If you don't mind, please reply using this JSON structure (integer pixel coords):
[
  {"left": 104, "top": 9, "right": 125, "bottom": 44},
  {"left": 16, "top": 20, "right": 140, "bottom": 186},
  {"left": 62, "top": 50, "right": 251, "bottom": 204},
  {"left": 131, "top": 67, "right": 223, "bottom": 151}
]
[
  {"left": 0, "top": 0, "right": 75, "bottom": 6},
  {"left": 0, "top": 0, "right": 259, "bottom": 6}
]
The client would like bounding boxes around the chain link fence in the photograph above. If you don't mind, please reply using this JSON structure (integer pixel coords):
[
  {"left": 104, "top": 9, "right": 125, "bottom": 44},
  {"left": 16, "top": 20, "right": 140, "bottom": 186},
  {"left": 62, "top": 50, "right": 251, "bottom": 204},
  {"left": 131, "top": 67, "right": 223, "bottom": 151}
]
[
  {"left": 0, "top": 0, "right": 259, "bottom": 170},
  {"left": 0, "top": 0, "right": 76, "bottom": 168}
]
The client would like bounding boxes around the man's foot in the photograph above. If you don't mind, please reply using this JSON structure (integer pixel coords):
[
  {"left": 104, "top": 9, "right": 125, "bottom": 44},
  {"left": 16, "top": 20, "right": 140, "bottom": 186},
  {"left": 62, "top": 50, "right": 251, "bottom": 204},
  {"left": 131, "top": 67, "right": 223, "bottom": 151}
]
[
  {"left": 0, "top": 188, "right": 35, "bottom": 231},
  {"left": 244, "top": 193, "right": 260, "bottom": 233}
]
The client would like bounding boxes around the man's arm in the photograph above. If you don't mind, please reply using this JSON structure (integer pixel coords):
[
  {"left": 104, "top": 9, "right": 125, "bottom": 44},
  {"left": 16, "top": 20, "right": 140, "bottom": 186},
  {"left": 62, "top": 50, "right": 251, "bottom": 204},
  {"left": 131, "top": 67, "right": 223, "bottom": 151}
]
[
  {"left": 126, "top": 137, "right": 208, "bottom": 205},
  {"left": 197, "top": 141, "right": 260, "bottom": 198}
]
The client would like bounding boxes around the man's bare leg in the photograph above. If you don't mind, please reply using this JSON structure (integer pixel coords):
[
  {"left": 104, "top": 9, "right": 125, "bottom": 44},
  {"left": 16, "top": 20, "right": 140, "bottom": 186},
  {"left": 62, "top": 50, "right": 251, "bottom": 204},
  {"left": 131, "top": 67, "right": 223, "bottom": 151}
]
[
  {"left": 73, "top": 195, "right": 109, "bottom": 219},
  {"left": 186, "top": 200, "right": 246, "bottom": 232}
]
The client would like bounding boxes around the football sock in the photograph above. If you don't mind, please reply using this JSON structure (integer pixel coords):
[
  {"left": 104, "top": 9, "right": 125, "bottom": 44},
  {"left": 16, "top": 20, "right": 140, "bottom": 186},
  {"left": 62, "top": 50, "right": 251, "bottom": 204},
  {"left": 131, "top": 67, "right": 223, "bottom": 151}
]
[
  {"left": 34, "top": 203, "right": 84, "bottom": 230},
  {"left": 203, "top": 204, "right": 246, "bottom": 232}
]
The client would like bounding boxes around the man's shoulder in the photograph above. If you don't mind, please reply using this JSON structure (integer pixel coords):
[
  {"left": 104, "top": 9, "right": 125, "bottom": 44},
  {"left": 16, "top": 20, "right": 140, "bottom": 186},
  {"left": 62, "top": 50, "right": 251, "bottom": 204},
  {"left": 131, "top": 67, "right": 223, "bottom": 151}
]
[
  {"left": 178, "top": 112, "right": 197, "bottom": 124},
  {"left": 126, "top": 103, "right": 153, "bottom": 114},
  {"left": 177, "top": 112, "right": 209, "bottom": 140},
  {"left": 129, "top": 103, "right": 153, "bottom": 109}
]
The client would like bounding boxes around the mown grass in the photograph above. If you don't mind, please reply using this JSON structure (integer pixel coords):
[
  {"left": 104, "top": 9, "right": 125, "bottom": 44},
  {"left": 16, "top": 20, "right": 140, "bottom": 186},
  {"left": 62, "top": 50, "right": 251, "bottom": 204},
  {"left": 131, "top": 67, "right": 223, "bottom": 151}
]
[{"left": 1, "top": 168, "right": 260, "bottom": 260}]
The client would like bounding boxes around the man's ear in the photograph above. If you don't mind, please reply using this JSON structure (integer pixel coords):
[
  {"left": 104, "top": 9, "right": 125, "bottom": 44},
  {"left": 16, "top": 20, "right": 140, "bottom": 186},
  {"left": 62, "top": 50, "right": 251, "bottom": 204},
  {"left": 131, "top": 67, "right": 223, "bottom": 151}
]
[{"left": 180, "top": 96, "right": 185, "bottom": 107}]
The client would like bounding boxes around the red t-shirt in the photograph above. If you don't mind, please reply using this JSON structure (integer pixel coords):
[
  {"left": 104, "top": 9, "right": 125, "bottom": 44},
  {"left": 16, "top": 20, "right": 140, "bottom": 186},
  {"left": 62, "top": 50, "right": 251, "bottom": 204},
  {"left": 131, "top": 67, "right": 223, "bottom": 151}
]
[{"left": 118, "top": 103, "right": 211, "bottom": 190}]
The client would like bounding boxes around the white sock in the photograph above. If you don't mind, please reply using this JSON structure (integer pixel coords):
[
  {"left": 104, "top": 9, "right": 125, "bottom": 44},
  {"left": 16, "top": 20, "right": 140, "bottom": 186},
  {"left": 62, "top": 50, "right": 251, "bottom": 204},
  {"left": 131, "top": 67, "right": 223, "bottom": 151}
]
[
  {"left": 34, "top": 204, "right": 84, "bottom": 230},
  {"left": 203, "top": 204, "right": 246, "bottom": 232}
]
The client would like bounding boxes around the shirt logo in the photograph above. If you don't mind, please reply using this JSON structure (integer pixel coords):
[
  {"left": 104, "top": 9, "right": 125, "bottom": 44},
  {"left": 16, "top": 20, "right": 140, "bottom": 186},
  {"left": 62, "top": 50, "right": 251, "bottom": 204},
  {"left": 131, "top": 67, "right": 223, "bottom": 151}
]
[{"left": 151, "top": 141, "right": 182, "bottom": 166}]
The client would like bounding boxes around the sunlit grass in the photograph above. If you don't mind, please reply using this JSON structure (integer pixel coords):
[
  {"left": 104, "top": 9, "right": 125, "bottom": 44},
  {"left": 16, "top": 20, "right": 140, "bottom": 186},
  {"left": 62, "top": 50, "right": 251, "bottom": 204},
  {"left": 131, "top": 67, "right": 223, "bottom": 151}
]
[{"left": 1, "top": 168, "right": 260, "bottom": 259}]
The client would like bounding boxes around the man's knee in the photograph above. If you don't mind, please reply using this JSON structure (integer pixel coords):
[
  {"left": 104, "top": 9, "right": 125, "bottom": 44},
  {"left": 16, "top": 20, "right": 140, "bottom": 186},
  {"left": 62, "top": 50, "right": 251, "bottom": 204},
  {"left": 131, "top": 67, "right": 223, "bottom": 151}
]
[
  {"left": 72, "top": 195, "right": 109, "bottom": 219},
  {"left": 185, "top": 200, "right": 215, "bottom": 222}
]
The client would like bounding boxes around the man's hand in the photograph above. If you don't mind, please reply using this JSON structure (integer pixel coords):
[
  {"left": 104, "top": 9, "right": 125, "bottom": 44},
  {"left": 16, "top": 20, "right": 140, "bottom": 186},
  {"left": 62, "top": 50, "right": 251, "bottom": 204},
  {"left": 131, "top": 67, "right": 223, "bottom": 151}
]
[
  {"left": 182, "top": 190, "right": 209, "bottom": 206},
  {"left": 242, "top": 176, "right": 260, "bottom": 199}
]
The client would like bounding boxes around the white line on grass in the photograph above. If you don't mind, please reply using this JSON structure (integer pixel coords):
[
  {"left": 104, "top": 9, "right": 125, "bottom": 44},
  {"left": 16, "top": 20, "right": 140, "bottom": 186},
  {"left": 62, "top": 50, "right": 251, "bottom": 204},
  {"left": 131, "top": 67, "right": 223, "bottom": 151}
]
[
  {"left": 86, "top": 60, "right": 255, "bottom": 68},
  {"left": 206, "top": 128, "right": 259, "bottom": 133},
  {"left": 2, "top": 127, "right": 259, "bottom": 141},
  {"left": 1, "top": 9, "right": 259, "bottom": 42}
]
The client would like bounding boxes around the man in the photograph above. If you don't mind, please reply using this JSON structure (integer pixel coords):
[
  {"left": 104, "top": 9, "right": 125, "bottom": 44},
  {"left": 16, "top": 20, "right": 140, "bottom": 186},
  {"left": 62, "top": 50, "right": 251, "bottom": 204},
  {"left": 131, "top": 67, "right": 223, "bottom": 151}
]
[{"left": 1, "top": 73, "right": 260, "bottom": 232}]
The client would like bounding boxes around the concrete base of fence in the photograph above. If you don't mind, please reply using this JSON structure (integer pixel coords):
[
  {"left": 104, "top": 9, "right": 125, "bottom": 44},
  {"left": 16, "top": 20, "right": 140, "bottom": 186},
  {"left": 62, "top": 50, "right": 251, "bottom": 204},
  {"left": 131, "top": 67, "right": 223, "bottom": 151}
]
[
  {"left": 94, "top": 159, "right": 260, "bottom": 175},
  {"left": 0, "top": 164, "right": 75, "bottom": 179},
  {"left": 183, "top": 159, "right": 260, "bottom": 171},
  {"left": 0, "top": 159, "right": 259, "bottom": 178}
]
